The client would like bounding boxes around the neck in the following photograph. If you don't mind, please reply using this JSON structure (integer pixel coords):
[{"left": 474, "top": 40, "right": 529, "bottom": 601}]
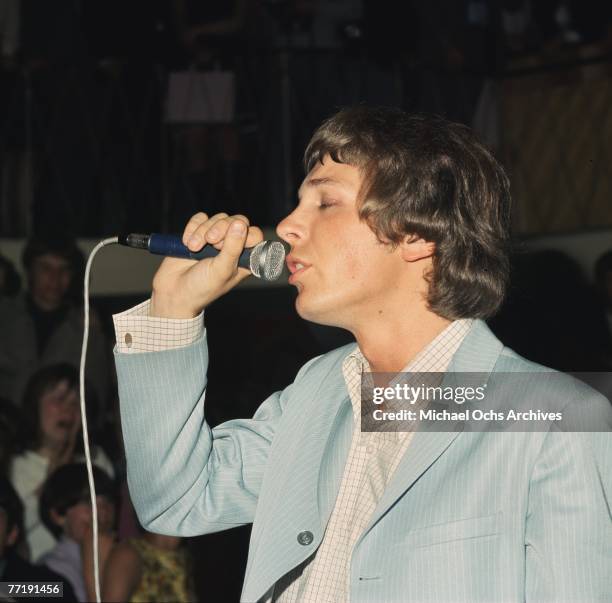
[
  {"left": 351, "top": 303, "right": 451, "bottom": 372},
  {"left": 37, "top": 441, "right": 64, "bottom": 460}
]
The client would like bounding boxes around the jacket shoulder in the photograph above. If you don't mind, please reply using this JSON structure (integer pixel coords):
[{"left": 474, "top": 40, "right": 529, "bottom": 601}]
[
  {"left": 294, "top": 341, "right": 357, "bottom": 383},
  {"left": 495, "top": 346, "right": 612, "bottom": 431}
]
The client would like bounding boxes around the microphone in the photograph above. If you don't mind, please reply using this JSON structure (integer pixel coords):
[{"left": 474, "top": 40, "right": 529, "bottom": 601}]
[{"left": 118, "top": 233, "right": 286, "bottom": 281}]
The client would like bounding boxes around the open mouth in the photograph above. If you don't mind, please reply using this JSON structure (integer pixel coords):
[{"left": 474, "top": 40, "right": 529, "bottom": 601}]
[{"left": 286, "top": 256, "right": 311, "bottom": 282}]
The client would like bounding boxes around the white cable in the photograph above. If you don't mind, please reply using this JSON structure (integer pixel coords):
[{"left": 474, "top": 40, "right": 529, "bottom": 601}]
[{"left": 80, "top": 236, "right": 118, "bottom": 603}]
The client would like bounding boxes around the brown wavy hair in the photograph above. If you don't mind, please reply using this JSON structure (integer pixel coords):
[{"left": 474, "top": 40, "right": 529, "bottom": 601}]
[{"left": 304, "top": 106, "right": 512, "bottom": 319}]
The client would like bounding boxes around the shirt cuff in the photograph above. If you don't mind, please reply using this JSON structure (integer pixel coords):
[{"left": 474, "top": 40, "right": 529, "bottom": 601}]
[{"left": 113, "top": 299, "right": 204, "bottom": 353}]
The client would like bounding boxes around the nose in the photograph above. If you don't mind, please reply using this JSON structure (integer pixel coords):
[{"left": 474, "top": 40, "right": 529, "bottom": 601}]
[
  {"left": 276, "top": 207, "right": 306, "bottom": 245},
  {"left": 60, "top": 393, "right": 79, "bottom": 412}
]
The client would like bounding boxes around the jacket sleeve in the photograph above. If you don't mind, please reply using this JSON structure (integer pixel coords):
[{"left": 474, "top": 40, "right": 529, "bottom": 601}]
[
  {"left": 524, "top": 396, "right": 612, "bottom": 601},
  {"left": 114, "top": 332, "right": 317, "bottom": 537}
]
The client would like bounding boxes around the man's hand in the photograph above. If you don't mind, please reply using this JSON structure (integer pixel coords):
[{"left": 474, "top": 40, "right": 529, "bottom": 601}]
[{"left": 150, "top": 212, "right": 264, "bottom": 318}]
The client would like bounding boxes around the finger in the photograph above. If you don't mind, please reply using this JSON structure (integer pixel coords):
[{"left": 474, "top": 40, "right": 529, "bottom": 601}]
[
  {"left": 182, "top": 212, "right": 209, "bottom": 247},
  {"left": 186, "top": 213, "right": 231, "bottom": 251},
  {"left": 245, "top": 225, "right": 264, "bottom": 248},
  {"left": 204, "top": 214, "right": 249, "bottom": 245},
  {"left": 212, "top": 219, "right": 248, "bottom": 276},
  {"left": 208, "top": 224, "right": 264, "bottom": 252},
  {"left": 202, "top": 213, "right": 236, "bottom": 245}
]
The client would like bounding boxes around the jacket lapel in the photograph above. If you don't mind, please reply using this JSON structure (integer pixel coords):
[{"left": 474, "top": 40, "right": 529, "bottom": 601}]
[
  {"left": 358, "top": 320, "right": 504, "bottom": 539},
  {"left": 243, "top": 347, "right": 355, "bottom": 602},
  {"left": 317, "top": 394, "right": 353, "bottom": 525}
]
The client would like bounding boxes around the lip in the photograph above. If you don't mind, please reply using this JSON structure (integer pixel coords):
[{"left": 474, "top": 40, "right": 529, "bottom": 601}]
[{"left": 286, "top": 255, "right": 311, "bottom": 284}]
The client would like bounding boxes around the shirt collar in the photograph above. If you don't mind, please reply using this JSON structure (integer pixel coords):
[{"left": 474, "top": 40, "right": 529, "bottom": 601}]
[{"left": 342, "top": 319, "right": 474, "bottom": 417}]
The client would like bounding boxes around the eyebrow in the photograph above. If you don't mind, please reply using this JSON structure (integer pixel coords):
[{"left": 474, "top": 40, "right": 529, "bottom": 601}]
[
  {"left": 305, "top": 177, "right": 343, "bottom": 187},
  {"left": 298, "top": 176, "right": 351, "bottom": 199}
]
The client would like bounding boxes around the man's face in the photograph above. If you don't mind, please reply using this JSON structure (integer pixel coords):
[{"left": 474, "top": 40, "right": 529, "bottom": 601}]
[
  {"left": 276, "top": 156, "right": 405, "bottom": 329},
  {"left": 29, "top": 253, "right": 72, "bottom": 311}
]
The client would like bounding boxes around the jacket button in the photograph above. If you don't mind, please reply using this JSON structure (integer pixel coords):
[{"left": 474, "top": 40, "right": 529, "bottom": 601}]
[{"left": 297, "top": 531, "right": 314, "bottom": 546}]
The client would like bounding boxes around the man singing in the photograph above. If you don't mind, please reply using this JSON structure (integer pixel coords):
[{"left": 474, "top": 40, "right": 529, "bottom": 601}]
[{"left": 113, "top": 107, "right": 611, "bottom": 602}]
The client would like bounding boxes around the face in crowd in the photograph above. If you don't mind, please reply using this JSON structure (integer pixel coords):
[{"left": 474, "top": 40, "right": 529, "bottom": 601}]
[
  {"left": 29, "top": 253, "right": 73, "bottom": 311},
  {"left": 52, "top": 495, "right": 115, "bottom": 542},
  {"left": 38, "top": 379, "right": 80, "bottom": 453}
]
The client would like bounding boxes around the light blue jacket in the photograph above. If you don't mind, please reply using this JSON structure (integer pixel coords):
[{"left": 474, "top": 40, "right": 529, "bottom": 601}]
[{"left": 115, "top": 320, "right": 612, "bottom": 602}]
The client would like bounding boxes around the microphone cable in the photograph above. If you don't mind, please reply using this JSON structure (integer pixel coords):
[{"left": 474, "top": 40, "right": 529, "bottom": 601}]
[
  {"left": 78, "top": 231, "right": 279, "bottom": 601},
  {"left": 79, "top": 236, "right": 118, "bottom": 603}
]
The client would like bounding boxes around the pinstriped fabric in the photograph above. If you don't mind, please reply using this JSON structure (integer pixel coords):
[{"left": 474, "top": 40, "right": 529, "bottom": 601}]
[
  {"left": 114, "top": 316, "right": 612, "bottom": 603},
  {"left": 117, "top": 335, "right": 268, "bottom": 533}
]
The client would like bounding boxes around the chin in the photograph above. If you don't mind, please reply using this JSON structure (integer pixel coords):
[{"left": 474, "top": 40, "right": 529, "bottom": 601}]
[{"left": 294, "top": 292, "right": 344, "bottom": 328}]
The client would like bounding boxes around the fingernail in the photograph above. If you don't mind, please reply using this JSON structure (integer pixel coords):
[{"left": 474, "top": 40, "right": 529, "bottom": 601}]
[
  {"left": 207, "top": 228, "right": 220, "bottom": 241},
  {"left": 188, "top": 233, "right": 202, "bottom": 247},
  {"left": 230, "top": 221, "right": 246, "bottom": 235}
]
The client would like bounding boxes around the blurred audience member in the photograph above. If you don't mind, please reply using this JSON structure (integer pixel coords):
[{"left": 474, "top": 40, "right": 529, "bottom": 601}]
[
  {"left": 0, "top": 398, "right": 20, "bottom": 477},
  {"left": 39, "top": 463, "right": 117, "bottom": 603},
  {"left": 0, "top": 253, "right": 20, "bottom": 298},
  {"left": 9, "top": 364, "right": 114, "bottom": 561},
  {"left": 0, "top": 477, "right": 77, "bottom": 601},
  {"left": 501, "top": 1, "right": 534, "bottom": 55},
  {"left": 595, "top": 250, "right": 612, "bottom": 345},
  {"left": 101, "top": 530, "right": 195, "bottom": 602},
  {"left": 0, "top": 234, "right": 111, "bottom": 410},
  {"left": 530, "top": 0, "right": 611, "bottom": 48},
  {"left": 501, "top": 1, "right": 612, "bottom": 60}
]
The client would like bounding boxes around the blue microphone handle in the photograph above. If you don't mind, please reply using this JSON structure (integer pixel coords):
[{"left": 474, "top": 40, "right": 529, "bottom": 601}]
[{"left": 148, "top": 233, "right": 251, "bottom": 269}]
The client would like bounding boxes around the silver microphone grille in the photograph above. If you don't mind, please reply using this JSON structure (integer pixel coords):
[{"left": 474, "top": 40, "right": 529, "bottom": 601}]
[{"left": 249, "top": 240, "right": 286, "bottom": 281}]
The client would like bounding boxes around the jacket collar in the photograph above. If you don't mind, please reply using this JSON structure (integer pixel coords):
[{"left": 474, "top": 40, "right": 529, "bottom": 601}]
[{"left": 356, "top": 319, "right": 504, "bottom": 544}]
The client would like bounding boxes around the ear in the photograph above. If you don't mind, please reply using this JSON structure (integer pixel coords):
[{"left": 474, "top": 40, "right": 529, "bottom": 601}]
[{"left": 399, "top": 236, "right": 435, "bottom": 262}]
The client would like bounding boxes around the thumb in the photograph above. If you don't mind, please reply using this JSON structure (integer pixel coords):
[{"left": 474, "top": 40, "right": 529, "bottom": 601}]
[{"left": 213, "top": 219, "right": 248, "bottom": 276}]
